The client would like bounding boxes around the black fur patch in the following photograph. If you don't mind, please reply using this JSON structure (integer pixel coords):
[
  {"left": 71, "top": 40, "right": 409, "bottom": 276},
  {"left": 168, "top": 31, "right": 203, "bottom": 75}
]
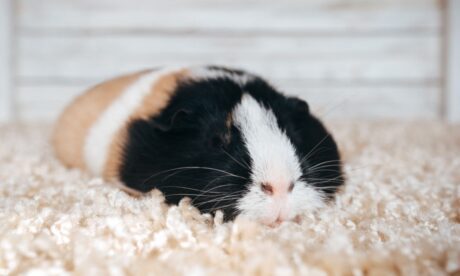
[
  {"left": 119, "top": 67, "right": 344, "bottom": 220},
  {"left": 120, "top": 75, "right": 250, "bottom": 221}
]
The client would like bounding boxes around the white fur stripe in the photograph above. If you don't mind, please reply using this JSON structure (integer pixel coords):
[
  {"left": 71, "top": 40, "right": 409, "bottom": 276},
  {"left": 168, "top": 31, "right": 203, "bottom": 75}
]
[
  {"left": 189, "top": 66, "right": 254, "bottom": 86},
  {"left": 233, "top": 94, "right": 322, "bottom": 223},
  {"left": 83, "top": 68, "right": 181, "bottom": 175},
  {"left": 232, "top": 94, "right": 302, "bottom": 187}
]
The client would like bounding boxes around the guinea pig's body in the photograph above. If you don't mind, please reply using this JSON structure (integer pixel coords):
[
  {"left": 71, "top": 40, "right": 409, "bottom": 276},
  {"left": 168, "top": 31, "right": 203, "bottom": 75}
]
[{"left": 53, "top": 66, "right": 344, "bottom": 224}]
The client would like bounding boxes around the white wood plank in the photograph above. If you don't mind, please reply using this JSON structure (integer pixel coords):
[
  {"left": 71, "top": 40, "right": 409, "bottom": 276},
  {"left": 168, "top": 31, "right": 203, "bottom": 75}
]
[
  {"left": 446, "top": 0, "right": 460, "bottom": 122},
  {"left": 284, "top": 84, "right": 439, "bottom": 120},
  {"left": 18, "top": 35, "right": 440, "bottom": 83},
  {"left": 17, "top": 85, "right": 84, "bottom": 122},
  {"left": 17, "top": 84, "right": 439, "bottom": 121},
  {"left": 0, "top": 0, "right": 13, "bottom": 122},
  {"left": 17, "top": 0, "right": 441, "bottom": 33}
]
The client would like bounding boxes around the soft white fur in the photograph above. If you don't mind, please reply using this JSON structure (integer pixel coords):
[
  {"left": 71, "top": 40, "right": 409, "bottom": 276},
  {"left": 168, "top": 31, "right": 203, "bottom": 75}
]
[
  {"left": 233, "top": 94, "right": 324, "bottom": 224},
  {"left": 83, "top": 67, "right": 182, "bottom": 175}
]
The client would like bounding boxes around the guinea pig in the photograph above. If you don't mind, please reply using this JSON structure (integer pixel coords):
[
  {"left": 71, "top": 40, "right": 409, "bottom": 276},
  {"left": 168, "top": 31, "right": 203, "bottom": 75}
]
[{"left": 52, "top": 65, "right": 344, "bottom": 224}]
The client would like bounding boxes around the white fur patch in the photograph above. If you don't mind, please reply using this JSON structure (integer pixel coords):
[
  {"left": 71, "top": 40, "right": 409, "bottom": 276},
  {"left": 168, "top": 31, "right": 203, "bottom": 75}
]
[
  {"left": 232, "top": 94, "right": 324, "bottom": 223},
  {"left": 189, "top": 66, "right": 254, "bottom": 86},
  {"left": 83, "top": 67, "right": 183, "bottom": 176}
]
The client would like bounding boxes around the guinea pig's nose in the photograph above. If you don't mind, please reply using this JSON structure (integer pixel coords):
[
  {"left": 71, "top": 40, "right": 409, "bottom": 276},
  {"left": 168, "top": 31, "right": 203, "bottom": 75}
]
[
  {"left": 268, "top": 216, "right": 286, "bottom": 227},
  {"left": 260, "top": 182, "right": 295, "bottom": 195},
  {"left": 260, "top": 182, "right": 274, "bottom": 195},
  {"left": 275, "top": 217, "right": 284, "bottom": 224}
]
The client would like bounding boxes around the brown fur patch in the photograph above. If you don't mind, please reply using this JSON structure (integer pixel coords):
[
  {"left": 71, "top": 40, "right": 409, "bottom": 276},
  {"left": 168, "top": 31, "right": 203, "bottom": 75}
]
[
  {"left": 102, "top": 69, "right": 189, "bottom": 180},
  {"left": 223, "top": 112, "right": 233, "bottom": 145},
  {"left": 112, "top": 181, "right": 144, "bottom": 197},
  {"left": 52, "top": 70, "right": 149, "bottom": 171}
]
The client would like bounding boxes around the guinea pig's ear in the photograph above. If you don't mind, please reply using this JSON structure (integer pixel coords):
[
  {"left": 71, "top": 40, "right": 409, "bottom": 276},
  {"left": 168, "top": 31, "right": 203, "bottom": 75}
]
[
  {"left": 287, "top": 97, "right": 310, "bottom": 114},
  {"left": 150, "top": 108, "right": 193, "bottom": 132}
]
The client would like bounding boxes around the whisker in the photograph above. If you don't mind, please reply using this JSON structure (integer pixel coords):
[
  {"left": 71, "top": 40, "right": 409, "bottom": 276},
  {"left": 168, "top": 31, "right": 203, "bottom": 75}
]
[
  {"left": 200, "top": 183, "right": 240, "bottom": 195},
  {"left": 160, "top": 185, "right": 226, "bottom": 194},
  {"left": 142, "top": 166, "right": 247, "bottom": 186},
  {"left": 194, "top": 195, "right": 242, "bottom": 207},
  {"left": 221, "top": 148, "right": 250, "bottom": 170},
  {"left": 308, "top": 164, "right": 370, "bottom": 177},
  {"left": 164, "top": 193, "right": 208, "bottom": 198},
  {"left": 317, "top": 89, "right": 360, "bottom": 119},
  {"left": 208, "top": 174, "right": 238, "bottom": 185},
  {"left": 300, "top": 146, "right": 330, "bottom": 165},
  {"left": 314, "top": 186, "right": 342, "bottom": 190},
  {"left": 305, "top": 181, "right": 343, "bottom": 187},
  {"left": 202, "top": 202, "right": 237, "bottom": 213},
  {"left": 304, "top": 175, "right": 345, "bottom": 186},
  {"left": 163, "top": 187, "right": 242, "bottom": 206},
  {"left": 307, "top": 159, "right": 342, "bottom": 171},
  {"left": 299, "top": 134, "right": 332, "bottom": 165},
  {"left": 308, "top": 163, "right": 343, "bottom": 170},
  {"left": 303, "top": 177, "right": 344, "bottom": 182},
  {"left": 191, "top": 183, "right": 241, "bottom": 204},
  {"left": 305, "top": 169, "right": 343, "bottom": 175}
]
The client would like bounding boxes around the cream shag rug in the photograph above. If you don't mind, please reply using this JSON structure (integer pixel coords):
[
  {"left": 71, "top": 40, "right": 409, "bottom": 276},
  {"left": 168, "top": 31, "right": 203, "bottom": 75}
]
[{"left": 0, "top": 121, "right": 459, "bottom": 275}]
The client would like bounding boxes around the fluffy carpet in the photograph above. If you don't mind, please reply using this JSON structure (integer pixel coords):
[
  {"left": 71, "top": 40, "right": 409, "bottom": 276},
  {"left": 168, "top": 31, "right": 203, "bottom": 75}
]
[{"left": 0, "top": 121, "right": 459, "bottom": 275}]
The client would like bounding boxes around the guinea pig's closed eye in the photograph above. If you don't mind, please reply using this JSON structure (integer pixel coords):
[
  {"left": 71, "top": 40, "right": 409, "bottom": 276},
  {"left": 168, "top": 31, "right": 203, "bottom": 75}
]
[
  {"left": 149, "top": 108, "right": 194, "bottom": 132},
  {"left": 149, "top": 106, "right": 232, "bottom": 153}
]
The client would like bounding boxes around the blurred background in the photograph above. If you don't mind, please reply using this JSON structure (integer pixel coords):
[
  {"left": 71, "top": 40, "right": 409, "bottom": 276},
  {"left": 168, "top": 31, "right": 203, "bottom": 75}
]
[{"left": 0, "top": 0, "right": 459, "bottom": 122}]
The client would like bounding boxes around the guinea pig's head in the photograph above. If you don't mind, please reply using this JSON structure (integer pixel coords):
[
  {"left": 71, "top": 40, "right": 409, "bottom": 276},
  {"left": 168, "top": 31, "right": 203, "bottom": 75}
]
[{"left": 121, "top": 73, "right": 343, "bottom": 224}]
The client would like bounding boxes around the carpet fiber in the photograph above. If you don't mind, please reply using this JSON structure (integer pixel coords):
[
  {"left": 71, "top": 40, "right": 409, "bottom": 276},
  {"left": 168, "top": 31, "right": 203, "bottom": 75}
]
[{"left": 0, "top": 121, "right": 459, "bottom": 275}]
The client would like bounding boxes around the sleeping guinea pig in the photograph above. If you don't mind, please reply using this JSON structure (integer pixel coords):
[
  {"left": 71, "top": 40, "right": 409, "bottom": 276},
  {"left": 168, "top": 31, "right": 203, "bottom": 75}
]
[{"left": 53, "top": 65, "right": 344, "bottom": 224}]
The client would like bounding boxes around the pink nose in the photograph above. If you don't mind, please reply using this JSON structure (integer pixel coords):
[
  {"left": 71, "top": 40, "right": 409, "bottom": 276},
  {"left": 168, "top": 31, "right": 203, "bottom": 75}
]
[
  {"left": 268, "top": 216, "right": 286, "bottom": 227},
  {"left": 275, "top": 216, "right": 284, "bottom": 224},
  {"left": 260, "top": 182, "right": 294, "bottom": 195}
]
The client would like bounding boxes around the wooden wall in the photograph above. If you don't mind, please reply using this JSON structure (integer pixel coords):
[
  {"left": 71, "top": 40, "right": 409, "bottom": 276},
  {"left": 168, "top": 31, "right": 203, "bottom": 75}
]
[{"left": 1, "top": 0, "right": 456, "bottom": 122}]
